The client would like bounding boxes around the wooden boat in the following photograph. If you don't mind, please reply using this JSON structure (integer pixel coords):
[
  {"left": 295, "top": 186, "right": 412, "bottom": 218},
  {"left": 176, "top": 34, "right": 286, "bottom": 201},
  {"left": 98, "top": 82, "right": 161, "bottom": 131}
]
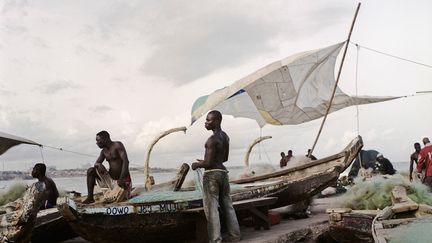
[
  {"left": 0, "top": 131, "right": 79, "bottom": 242},
  {"left": 327, "top": 208, "right": 378, "bottom": 243},
  {"left": 30, "top": 207, "right": 78, "bottom": 243},
  {"left": 0, "top": 182, "right": 45, "bottom": 243},
  {"left": 56, "top": 135, "right": 362, "bottom": 243},
  {"left": 372, "top": 185, "right": 432, "bottom": 243},
  {"left": 231, "top": 135, "right": 363, "bottom": 208}
]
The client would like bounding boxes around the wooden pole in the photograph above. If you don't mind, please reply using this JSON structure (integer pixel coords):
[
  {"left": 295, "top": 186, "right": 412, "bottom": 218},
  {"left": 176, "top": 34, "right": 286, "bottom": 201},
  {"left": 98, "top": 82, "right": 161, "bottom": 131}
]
[{"left": 309, "top": 2, "right": 361, "bottom": 158}]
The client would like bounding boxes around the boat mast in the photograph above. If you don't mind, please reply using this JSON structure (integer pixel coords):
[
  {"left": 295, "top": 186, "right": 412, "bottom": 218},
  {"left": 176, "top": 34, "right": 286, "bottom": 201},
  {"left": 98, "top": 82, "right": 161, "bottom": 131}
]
[
  {"left": 309, "top": 2, "right": 361, "bottom": 157},
  {"left": 143, "top": 126, "right": 187, "bottom": 190},
  {"left": 244, "top": 136, "right": 272, "bottom": 166}
]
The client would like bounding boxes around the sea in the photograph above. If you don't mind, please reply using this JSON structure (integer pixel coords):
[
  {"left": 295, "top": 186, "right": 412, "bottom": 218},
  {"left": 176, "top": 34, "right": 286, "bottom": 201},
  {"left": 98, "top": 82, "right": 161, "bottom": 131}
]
[{"left": 0, "top": 161, "right": 410, "bottom": 194}]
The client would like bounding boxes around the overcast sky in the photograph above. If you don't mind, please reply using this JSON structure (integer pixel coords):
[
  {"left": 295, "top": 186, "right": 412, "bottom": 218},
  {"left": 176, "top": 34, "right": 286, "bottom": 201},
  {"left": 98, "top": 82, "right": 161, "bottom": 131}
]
[{"left": 1, "top": 0, "right": 431, "bottom": 171}]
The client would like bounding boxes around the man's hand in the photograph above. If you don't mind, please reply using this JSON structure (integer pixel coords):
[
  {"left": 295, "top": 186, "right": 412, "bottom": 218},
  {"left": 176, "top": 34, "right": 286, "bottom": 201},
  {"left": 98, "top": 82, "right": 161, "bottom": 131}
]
[
  {"left": 409, "top": 175, "right": 413, "bottom": 182},
  {"left": 192, "top": 159, "right": 203, "bottom": 170},
  {"left": 192, "top": 162, "right": 200, "bottom": 170},
  {"left": 117, "top": 178, "right": 127, "bottom": 189},
  {"left": 94, "top": 163, "right": 108, "bottom": 174}
]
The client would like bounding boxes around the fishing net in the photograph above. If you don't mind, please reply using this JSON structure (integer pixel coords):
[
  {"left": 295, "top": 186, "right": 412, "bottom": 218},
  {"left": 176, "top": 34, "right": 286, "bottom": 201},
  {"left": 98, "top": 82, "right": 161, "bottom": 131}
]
[
  {"left": 337, "top": 174, "right": 432, "bottom": 210},
  {"left": 0, "top": 181, "right": 27, "bottom": 206}
]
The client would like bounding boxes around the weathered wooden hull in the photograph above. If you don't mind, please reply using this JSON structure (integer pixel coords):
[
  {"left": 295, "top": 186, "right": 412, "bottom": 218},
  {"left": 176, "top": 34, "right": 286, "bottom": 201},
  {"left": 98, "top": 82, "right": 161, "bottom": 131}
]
[
  {"left": 328, "top": 210, "right": 377, "bottom": 243},
  {"left": 62, "top": 208, "right": 198, "bottom": 243},
  {"left": 31, "top": 208, "right": 78, "bottom": 243},
  {"left": 232, "top": 135, "right": 363, "bottom": 208},
  {"left": 57, "top": 136, "right": 363, "bottom": 243}
]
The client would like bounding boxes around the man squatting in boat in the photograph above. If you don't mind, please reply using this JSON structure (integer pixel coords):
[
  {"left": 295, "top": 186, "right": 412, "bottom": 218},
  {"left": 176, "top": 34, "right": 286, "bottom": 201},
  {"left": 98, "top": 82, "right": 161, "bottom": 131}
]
[
  {"left": 82, "top": 130, "right": 132, "bottom": 204},
  {"left": 31, "top": 163, "right": 59, "bottom": 209},
  {"left": 417, "top": 137, "right": 432, "bottom": 189},
  {"left": 192, "top": 110, "right": 241, "bottom": 243}
]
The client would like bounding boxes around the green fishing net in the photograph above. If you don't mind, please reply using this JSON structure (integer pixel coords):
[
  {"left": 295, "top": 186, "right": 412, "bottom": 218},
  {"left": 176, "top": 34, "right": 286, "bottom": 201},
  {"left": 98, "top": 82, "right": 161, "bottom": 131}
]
[
  {"left": 338, "top": 174, "right": 432, "bottom": 210},
  {"left": 0, "top": 181, "right": 27, "bottom": 206}
]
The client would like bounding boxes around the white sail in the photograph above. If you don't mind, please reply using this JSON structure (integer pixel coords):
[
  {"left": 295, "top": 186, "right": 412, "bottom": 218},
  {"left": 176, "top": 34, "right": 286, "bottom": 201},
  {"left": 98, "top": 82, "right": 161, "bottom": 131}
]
[{"left": 191, "top": 42, "right": 400, "bottom": 127}]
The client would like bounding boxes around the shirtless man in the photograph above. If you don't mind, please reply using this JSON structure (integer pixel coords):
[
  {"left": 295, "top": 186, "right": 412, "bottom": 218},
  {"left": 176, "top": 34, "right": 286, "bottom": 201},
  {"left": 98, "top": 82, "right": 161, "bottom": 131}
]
[
  {"left": 409, "top": 142, "right": 421, "bottom": 181},
  {"left": 31, "top": 163, "right": 59, "bottom": 209},
  {"left": 82, "top": 131, "right": 131, "bottom": 204},
  {"left": 279, "top": 152, "right": 287, "bottom": 168},
  {"left": 192, "top": 110, "right": 240, "bottom": 243}
]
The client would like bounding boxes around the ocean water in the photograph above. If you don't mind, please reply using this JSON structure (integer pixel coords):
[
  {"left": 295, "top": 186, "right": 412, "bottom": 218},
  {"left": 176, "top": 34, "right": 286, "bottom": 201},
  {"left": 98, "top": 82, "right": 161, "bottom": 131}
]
[
  {"left": 0, "top": 161, "right": 410, "bottom": 195},
  {"left": 0, "top": 171, "right": 176, "bottom": 194}
]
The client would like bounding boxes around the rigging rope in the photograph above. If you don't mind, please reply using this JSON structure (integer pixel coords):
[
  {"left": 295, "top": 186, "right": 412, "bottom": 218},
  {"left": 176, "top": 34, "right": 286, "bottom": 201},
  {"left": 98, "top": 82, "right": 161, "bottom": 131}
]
[
  {"left": 350, "top": 42, "right": 432, "bottom": 69},
  {"left": 39, "top": 146, "right": 45, "bottom": 163},
  {"left": 42, "top": 145, "right": 94, "bottom": 158},
  {"left": 355, "top": 43, "right": 360, "bottom": 136}
]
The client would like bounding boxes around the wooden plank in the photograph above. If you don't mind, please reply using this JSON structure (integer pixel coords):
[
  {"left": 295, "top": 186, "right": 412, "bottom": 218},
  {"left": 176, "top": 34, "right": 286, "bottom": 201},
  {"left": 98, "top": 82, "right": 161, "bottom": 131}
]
[
  {"left": 326, "top": 208, "right": 352, "bottom": 214},
  {"left": 231, "top": 152, "right": 346, "bottom": 184},
  {"left": 380, "top": 218, "right": 416, "bottom": 227}
]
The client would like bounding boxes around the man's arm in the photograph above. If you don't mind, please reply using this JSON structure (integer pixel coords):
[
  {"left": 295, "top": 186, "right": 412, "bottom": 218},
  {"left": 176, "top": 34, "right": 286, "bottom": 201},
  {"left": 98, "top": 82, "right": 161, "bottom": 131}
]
[
  {"left": 409, "top": 154, "right": 415, "bottom": 181},
  {"left": 117, "top": 142, "right": 130, "bottom": 180},
  {"left": 95, "top": 150, "right": 105, "bottom": 166},
  {"left": 192, "top": 139, "right": 216, "bottom": 170}
]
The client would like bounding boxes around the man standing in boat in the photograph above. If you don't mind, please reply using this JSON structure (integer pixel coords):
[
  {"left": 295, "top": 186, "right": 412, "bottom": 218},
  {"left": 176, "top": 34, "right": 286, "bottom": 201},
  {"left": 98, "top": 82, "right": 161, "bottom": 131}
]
[
  {"left": 192, "top": 110, "right": 241, "bottom": 243},
  {"left": 82, "top": 131, "right": 132, "bottom": 204},
  {"left": 417, "top": 137, "right": 432, "bottom": 188},
  {"left": 409, "top": 142, "right": 421, "bottom": 181},
  {"left": 31, "top": 163, "right": 59, "bottom": 209}
]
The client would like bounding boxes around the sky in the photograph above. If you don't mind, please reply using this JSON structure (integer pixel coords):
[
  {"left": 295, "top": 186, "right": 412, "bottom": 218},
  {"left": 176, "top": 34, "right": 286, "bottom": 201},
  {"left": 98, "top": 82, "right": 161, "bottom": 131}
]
[{"left": 0, "top": 0, "right": 431, "bottom": 171}]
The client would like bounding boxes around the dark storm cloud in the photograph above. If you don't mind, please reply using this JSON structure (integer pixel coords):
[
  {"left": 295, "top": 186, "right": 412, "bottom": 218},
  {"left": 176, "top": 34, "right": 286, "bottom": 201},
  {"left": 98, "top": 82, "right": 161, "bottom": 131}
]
[
  {"left": 140, "top": 13, "right": 276, "bottom": 85},
  {"left": 90, "top": 1, "right": 351, "bottom": 86},
  {"left": 35, "top": 80, "right": 81, "bottom": 95}
]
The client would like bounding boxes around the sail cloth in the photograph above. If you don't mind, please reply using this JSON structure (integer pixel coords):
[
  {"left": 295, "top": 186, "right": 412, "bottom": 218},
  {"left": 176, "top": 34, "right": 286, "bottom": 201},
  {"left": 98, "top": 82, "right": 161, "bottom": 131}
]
[
  {"left": 0, "top": 131, "right": 41, "bottom": 156},
  {"left": 191, "top": 42, "right": 400, "bottom": 127}
]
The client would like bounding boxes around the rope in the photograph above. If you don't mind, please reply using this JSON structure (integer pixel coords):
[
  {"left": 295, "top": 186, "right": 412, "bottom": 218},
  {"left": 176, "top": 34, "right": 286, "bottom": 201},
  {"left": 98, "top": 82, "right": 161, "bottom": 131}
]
[
  {"left": 39, "top": 146, "right": 45, "bottom": 163},
  {"left": 42, "top": 145, "right": 94, "bottom": 158},
  {"left": 355, "top": 43, "right": 360, "bottom": 135},
  {"left": 350, "top": 42, "right": 432, "bottom": 69}
]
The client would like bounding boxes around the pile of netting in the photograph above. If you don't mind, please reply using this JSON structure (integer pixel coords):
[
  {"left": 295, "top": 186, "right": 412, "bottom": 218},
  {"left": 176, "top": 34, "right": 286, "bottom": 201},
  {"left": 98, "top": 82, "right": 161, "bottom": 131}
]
[
  {"left": 337, "top": 174, "right": 432, "bottom": 210},
  {"left": 0, "top": 181, "right": 27, "bottom": 206}
]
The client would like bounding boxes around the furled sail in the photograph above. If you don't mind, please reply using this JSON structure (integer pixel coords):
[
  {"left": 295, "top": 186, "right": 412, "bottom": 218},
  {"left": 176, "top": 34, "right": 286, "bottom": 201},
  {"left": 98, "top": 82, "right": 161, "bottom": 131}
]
[
  {"left": 191, "top": 42, "right": 400, "bottom": 127},
  {"left": 0, "top": 131, "right": 41, "bottom": 156}
]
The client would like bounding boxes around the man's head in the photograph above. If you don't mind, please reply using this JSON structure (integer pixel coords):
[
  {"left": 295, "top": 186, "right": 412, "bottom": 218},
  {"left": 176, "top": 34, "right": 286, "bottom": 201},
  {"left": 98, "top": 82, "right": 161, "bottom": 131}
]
[
  {"left": 32, "top": 163, "right": 46, "bottom": 178},
  {"left": 96, "top": 130, "right": 111, "bottom": 148},
  {"left": 377, "top": 153, "right": 384, "bottom": 160},
  {"left": 423, "top": 137, "right": 430, "bottom": 145},
  {"left": 205, "top": 110, "right": 222, "bottom": 131},
  {"left": 414, "top": 142, "right": 421, "bottom": 152},
  {"left": 288, "top": 150, "right": 293, "bottom": 156}
]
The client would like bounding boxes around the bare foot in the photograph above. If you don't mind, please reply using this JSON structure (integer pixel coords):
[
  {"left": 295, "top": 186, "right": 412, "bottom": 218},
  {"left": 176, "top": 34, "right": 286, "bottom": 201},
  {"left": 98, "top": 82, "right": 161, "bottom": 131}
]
[{"left": 82, "top": 198, "right": 95, "bottom": 204}]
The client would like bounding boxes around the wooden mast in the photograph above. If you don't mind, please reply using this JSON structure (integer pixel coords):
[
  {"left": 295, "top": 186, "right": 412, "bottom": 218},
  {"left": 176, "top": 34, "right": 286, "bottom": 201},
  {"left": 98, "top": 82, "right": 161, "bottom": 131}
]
[{"left": 309, "top": 2, "right": 361, "bottom": 157}]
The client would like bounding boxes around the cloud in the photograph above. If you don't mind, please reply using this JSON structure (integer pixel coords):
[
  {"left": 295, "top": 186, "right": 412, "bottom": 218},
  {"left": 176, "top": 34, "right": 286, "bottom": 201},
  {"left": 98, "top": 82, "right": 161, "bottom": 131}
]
[
  {"left": 35, "top": 80, "right": 81, "bottom": 95},
  {"left": 90, "top": 105, "right": 114, "bottom": 114},
  {"left": 1, "top": 0, "right": 28, "bottom": 16},
  {"left": 0, "top": 85, "right": 16, "bottom": 97}
]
